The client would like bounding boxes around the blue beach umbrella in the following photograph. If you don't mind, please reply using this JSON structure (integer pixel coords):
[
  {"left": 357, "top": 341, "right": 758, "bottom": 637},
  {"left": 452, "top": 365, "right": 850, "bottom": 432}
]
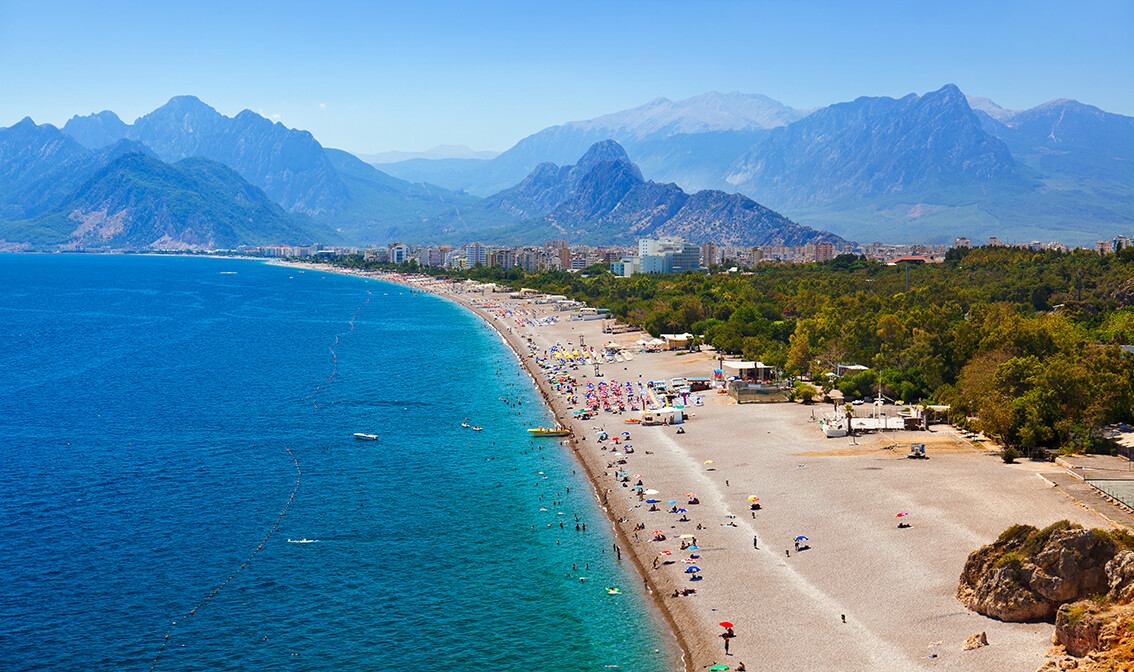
[
  {"left": 646, "top": 499, "right": 660, "bottom": 503},
  {"left": 667, "top": 500, "right": 677, "bottom": 505},
  {"left": 676, "top": 508, "right": 687, "bottom": 513},
  {"left": 684, "top": 566, "right": 701, "bottom": 573},
  {"left": 795, "top": 536, "right": 809, "bottom": 541}
]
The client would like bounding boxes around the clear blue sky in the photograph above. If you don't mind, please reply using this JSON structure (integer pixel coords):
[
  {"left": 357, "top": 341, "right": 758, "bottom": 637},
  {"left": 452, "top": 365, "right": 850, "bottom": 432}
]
[{"left": 2, "top": 0, "right": 1131, "bottom": 153}]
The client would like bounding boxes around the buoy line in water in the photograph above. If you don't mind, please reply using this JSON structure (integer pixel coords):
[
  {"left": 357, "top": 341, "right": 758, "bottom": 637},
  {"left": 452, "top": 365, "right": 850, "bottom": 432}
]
[
  {"left": 305, "top": 291, "right": 371, "bottom": 409},
  {"left": 148, "top": 446, "right": 302, "bottom": 671},
  {"left": 150, "top": 292, "right": 369, "bottom": 670}
]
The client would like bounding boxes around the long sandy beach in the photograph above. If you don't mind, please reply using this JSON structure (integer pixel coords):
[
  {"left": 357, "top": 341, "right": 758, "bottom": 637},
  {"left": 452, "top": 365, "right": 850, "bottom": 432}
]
[{"left": 284, "top": 263, "right": 1127, "bottom": 672}]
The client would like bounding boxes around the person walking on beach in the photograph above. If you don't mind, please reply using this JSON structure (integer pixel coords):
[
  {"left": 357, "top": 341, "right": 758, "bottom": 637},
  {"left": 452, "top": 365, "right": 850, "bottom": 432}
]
[{"left": 753, "top": 535, "right": 758, "bottom": 549}]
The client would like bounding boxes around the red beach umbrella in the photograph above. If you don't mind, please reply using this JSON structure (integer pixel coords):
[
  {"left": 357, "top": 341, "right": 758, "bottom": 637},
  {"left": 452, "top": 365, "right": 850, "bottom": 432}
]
[{"left": 719, "top": 621, "right": 733, "bottom": 628}]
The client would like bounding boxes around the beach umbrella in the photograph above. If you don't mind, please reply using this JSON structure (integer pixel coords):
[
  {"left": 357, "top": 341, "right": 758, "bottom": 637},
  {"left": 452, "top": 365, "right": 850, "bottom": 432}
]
[
  {"left": 895, "top": 512, "right": 909, "bottom": 517},
  {"left": 676, "top": 508, "right": 687, "bottom": 513},
  {"left": 657, "top": 550, "right": 672, "bottom": 556},
  {"left": 704, "top": 460, "right": 715, "bottom": 465},
  {"left": 667, "top": 500, "right": 677, "bottom": 505},
  {"left": 709, "top": 665, "right": 729, "bottom": 671},
  {"left": 633, "top": 474, "right": 642, "bottom": 478},
  {"left": 682, "top": 557, "right": 697, "bottom": 563},
  {"left": 684, "top": 566, "right": 701, "bottom": 573},
  {"left": 646, "top": 499, "right": 660, "bottom": 503},
  {"left": 652, "top": 530, "right": 663, "bottom": 535},
  {"left": 746, "top": 496, "right": 759, "bottom": 502},
  {"left": 679, "top": 534, "right": 695, "bottom": 539},
  {"left": 795, "top": 536, "right": 809, "bottom": 541},
  {"left": 718, "top": 621, "right": 734, "bottom": 628},
  {"left": 645, "top": 489, "right": 660, "bottom": 495},
  {"left": 686, "top": 493, "right": 697, "bottom": 497}
]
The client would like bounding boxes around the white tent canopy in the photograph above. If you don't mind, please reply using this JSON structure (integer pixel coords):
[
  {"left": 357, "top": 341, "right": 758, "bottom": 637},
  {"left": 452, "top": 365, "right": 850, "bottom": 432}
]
[{"left": 721, "top": 360, "right": 770, "bottom": 371}]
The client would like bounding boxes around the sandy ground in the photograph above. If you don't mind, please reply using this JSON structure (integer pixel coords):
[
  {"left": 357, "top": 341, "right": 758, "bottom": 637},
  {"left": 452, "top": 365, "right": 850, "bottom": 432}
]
[{"left": 286, "top": 264, "right": 1127, "bottom": 672}]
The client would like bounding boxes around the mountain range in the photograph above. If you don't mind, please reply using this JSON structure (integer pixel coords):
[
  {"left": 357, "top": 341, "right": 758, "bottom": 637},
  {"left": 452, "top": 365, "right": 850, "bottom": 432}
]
[
  {"left": 0, "top": 95, "right": 838, "bottom": 251},
  {"left": 378, "top": 86, "right": 1134, "bottom": 245},
  {"left": 2, "top": 84, "right": 1129, "bottom": 251},
  {"left": 463, "top": 140, "right": 840, "bottom": 247}
]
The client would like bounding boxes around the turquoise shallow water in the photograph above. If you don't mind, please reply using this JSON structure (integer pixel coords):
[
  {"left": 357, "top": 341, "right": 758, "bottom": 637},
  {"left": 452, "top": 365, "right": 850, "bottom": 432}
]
[{"left": 0, "top": 254, "right": 675, "bottom": 672}]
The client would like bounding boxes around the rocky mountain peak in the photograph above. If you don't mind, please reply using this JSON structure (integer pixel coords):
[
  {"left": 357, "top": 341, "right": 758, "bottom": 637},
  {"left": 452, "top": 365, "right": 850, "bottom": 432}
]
[
  {"left": 62, "top": 110, "right": 129, "bottom": 149},
  {"left": 576, "top": 139, "right": 632, "bottom": 171}
]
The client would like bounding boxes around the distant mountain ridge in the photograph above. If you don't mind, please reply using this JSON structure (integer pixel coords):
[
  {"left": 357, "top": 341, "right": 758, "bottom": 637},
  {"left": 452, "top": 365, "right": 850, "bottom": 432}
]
[
  {"left": 5, "top": 87, "right": 1130, "bottom": 250},
  {"left": 21, "top": 97, "right": 482, "bottom": 245},
  {"left": 474, "top": 140, "right": 842, "bottom": 247},
  {"left": 379, "top": 85, "right": 1134, "bottom": 245},
  {"left": 374, "top": 91, "right": 807, "bottom": 195},
  {"left": 0, "top": 152, "right": 328, "bottom": 250},
  {"left": 725, "top": 84, "right": 1023, "bottom": 206}
]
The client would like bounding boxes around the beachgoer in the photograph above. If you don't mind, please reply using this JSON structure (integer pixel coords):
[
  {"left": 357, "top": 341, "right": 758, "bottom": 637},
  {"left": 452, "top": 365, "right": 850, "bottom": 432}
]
[
  {"left": 841, "top": 614, "right": 846, "bottom": 623},
  {"left": 721, "top": 632, "right": 730, "bottom": 654},
  {"left": 736, "top": 663, "right": 746, "bottom": 671},
  {"left": 753, "top": 535, "right": 758, "bottom": 549}
]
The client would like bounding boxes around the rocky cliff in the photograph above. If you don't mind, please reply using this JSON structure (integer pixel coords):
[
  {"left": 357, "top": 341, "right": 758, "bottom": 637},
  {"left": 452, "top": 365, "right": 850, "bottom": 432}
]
[
  {"left": 958, "top": 522, "right": 1124, "bottom": 621},
  {"left": 959, "top": 523, "right": 1134, "bottom": 671}
]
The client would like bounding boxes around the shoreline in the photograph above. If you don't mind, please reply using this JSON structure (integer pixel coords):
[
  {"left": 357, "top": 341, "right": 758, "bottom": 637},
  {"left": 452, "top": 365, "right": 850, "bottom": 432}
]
[
  {"left": 271, "top": 261, "right": 693, "bottom": 670},
  {"left": 275, "top": 261, "right": 1133, "bottom": 672}
]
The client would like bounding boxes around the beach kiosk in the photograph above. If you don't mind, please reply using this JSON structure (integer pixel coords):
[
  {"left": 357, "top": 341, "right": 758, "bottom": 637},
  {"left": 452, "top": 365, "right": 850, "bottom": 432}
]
[{"left": 642, "top": 407, "right": 684, "bottom": 425}]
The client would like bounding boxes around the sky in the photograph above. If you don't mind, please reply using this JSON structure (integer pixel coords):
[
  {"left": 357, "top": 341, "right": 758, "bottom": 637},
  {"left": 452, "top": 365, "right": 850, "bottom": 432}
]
[{"left": 1, "top": 0, "right": 1131, "bottom": 154}]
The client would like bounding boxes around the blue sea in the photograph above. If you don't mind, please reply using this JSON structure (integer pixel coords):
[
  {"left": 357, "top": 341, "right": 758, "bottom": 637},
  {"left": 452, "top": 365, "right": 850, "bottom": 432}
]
[{"left": 0, "top": 254, "right": 675, "bottom": 672}]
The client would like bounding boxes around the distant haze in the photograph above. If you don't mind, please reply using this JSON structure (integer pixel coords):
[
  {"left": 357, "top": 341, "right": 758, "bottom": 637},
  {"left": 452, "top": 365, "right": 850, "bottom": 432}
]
[{"left": 362, "top": 146, "right": 500, "bottom": 164}]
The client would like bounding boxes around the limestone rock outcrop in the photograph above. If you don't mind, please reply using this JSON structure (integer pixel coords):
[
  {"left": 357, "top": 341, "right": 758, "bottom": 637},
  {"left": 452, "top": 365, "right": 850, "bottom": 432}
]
[{"left": 958, "top": 523, "right": 1121, "bottom": 621}]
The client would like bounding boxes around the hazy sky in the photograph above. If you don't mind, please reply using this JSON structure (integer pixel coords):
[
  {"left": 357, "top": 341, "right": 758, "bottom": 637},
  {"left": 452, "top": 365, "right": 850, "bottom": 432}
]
[{"left": 2, "top": 0, "right": 1131, "bottom": 153}]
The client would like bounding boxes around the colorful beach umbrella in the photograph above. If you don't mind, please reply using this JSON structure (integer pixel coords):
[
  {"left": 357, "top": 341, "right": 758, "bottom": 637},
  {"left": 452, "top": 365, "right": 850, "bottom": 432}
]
[
  {"left": 895, "top": 512, "right": 909, "bottom": 517},
  {"left": 684, "top": 566, "right": 701, "bottom": 573},
  {"left": 658, "top": 551, "right": 672, "bottom": 556},
  {"left": 704, "top": 460, "right": 715, "bottom": 464},
  {"left": 709, "top": 665, "right": 729, "bottom": 671},
  {"left": 746, "top": 496, "right": 760, "bottom": 502}
]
